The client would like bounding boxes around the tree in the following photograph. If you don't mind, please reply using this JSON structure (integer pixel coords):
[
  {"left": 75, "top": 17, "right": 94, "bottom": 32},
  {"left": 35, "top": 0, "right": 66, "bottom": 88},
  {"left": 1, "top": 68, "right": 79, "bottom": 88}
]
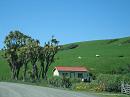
[
  {"left": 38, "top": 46, "right": 45, "bottom": 79},
  {"left": 3, "top": 31, "right": 60, "bottom": 81},
  {"left": 16, "top": 46, "right": 30, "bottom": 81},
  {"left": 28, "top": 39, "right": 40, "bottom": 81},
  {"left": 38, "top": 36, "right": 59, "bottom": 80},
  {"left": 3, "top": 31, "right": 31, "bottom": 80}
]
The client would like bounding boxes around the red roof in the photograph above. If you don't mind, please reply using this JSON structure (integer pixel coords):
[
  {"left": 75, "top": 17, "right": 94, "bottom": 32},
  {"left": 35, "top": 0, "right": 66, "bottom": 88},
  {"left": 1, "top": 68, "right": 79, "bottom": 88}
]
[{"left": 55, "top": 66, "right": 88, "bottom": 72}]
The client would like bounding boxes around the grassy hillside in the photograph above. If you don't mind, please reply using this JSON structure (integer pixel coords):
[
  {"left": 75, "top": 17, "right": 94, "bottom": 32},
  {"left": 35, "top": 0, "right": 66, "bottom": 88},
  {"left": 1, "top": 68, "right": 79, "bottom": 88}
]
[
  {"left": 0, "top": 51, "right": 10, "bottom": 80},
  {"left": 0, "top": 36, "right": 130, "bottom": 80},
  {"left": 49, "top": 36, "right": 130, "bottom": 75}
]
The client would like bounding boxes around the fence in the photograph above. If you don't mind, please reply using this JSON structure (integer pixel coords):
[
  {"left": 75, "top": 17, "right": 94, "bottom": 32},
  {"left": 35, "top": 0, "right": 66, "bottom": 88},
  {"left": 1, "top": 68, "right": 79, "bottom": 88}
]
[{"left": 121, "top": 81, "right": 130, "bottom": 95}]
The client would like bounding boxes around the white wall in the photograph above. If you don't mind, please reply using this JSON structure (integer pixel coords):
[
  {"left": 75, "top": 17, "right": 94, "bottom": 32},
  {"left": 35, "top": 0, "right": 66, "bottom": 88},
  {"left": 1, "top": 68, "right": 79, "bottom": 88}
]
[{"left": 53, "top": 69, "right": 59, "bottom": 76}]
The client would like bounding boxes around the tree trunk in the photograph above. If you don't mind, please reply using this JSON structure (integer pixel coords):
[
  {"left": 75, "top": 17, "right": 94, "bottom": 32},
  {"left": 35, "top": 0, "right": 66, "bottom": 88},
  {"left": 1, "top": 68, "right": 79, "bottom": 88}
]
[
  {"left": 23, "top": 64, "right": 27, "bottom": 81},
  {"left": 16, "top": 67, "right": 20, "bottom": 80},
  {"left": 39, "top": 63, "right": 44, "bottom": 79},
  {"left": 14, "top": 67, "right": 17, "bottom": 80},
  {"left": 35, "top": 64, "right": 39, "bottom": 80},
  {"left": 44, "top": 61, "right": 49, "bottom": 80},
  {"left": 41, "top": 62, "right": 45, "bottom": 79},
  {"left": 32, "top": 63, "right": 39, "bottom": 81},
  {"left": 12, "top": 68, "right": 15, "bottom": 79},
  {"left": 32, "top": 64, "right": 35, "bottom": 81}
]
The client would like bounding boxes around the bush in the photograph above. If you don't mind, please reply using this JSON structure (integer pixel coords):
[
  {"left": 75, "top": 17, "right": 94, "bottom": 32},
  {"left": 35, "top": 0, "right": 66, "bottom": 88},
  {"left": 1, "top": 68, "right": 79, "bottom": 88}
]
[
  {"left": 95, "top": 74, "right": 130, "bottom": 92},
  {"left": 68, "top": 44, "right": 79, "bottom": 49},
  {"left": 48, "top": 76, "right": 72, "bottom": 88},
  {"left": 48, "top": 76, "right": 62, "bottom": 87},
  {"left": 62, "top": 77, "right": 72, "bottom": 88},
  {"left": 107, "top": 39, "right": 119, "bottom": 44},
  {"left": 70, "top": 78, "right": 81, "bottom": 84},
  {"left": 74, "top": 74, "right": 130, "bottom": 92},
  {"left": 95, "top": 74, "right": 120, "bottom": 92},
  {"left": 73, "top": 80, "right": 102, "bottom": 91},
  {"left": 122, "top": 39, "right": 130, "bottom": 44},
  {"left": 60, "top": 44, "right": 79, "bottom": 50},
  {"left": 74, "top": 82, "right": 88, "bottom": 91}
]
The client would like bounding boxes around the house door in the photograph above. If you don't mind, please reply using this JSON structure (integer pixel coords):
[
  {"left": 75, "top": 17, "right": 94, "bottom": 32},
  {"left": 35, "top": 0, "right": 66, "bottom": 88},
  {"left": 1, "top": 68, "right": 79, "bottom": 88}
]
[{"left": 70, "top": 72, "right": 75, "bottom": 78}]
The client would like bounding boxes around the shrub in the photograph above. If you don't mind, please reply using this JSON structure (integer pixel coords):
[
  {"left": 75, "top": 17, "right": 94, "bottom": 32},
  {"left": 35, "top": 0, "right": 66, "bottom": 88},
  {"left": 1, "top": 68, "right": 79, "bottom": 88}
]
[
  {"left": 107, "top": 39, "right": 119, "bottom": 44},
  {"left": 109, "top": 65, "right": 130, "bottom": 74},
  {"left": 73, "top": 81, "right": 100, "bottom": 91},
  {"left": 68, "top": 44, "right": 79, "bottom": 49},
  {"left": 95, "top": 74, "right": 130, "bottom": 92},
  {"left": 60, "top": 44, "right": 79, "bottom": 50},
  {"left": 48, "top": 76, "right": 62, "bottom": 87},
  {"left": 122, "top": 39, "right": 130, "bottom": 44},
  {"left": 70, "top": 78, "right": 81, "bottom": 84},
  {"left": 74, "top": 82, "right": 88, "bottom": 91},
  {"left": 62, "top": 77, "right": 72, "bottom": 88},
  {"left": 48, "top": 76, "right": 72, "bottom": 88},
  {"left": 68, "top": 74, "right": 130, "bottom": 92},
  {"left": 95, "top": 74, "right": 119, "bottom": 92}
]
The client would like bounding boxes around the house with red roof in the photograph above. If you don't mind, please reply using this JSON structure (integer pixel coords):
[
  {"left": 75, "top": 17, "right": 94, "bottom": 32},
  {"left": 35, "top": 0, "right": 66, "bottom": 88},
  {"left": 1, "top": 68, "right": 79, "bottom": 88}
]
[{"left": 53, "top": 66, "right": 90, "bottom": 80}]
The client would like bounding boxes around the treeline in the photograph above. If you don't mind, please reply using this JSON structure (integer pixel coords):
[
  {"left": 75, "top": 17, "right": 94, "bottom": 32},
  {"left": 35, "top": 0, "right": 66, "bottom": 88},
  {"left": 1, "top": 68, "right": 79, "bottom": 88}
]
[{"left": 2, "top": 31, "right": 59, "bottom": 81}]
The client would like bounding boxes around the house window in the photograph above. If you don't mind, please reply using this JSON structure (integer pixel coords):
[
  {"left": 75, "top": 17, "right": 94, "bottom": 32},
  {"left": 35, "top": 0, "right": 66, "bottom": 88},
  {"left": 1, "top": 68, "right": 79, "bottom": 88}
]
[
  {"left": 62, "top": 72, "right": 68, "bottom": 77},
  {"left": 70, "top": 72, "right": 75, "bottom": 78},
  {"left": 78, "top": 73, "right": 83, "bottom": 78}
]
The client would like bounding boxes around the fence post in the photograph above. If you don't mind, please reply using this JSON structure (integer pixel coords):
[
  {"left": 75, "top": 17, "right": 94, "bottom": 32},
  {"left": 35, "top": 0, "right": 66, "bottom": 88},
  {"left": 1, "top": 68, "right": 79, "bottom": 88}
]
[{"left": 121, "top": 81, "right": 130, "bottom": 95}]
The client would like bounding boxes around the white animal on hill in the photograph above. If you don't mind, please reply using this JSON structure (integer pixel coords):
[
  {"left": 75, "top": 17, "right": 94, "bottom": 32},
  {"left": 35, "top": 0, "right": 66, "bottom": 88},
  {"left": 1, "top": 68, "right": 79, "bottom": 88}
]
[
  {"left": 78, "top": 56, "right": 82, "bottom": 59},
  {"left": 96, "top": 54, "right": 100, "bottom": 57}
]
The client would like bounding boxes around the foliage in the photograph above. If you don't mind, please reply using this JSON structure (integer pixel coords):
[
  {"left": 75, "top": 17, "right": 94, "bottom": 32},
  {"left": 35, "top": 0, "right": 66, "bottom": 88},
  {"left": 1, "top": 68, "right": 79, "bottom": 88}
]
[
  {"left": 107, "top": 39, "right": 119, "bottom": 44},
  {"left": 122, "top": 38, "right": 130, "bottom": 44},
  {"left": 1, "top": 36, "right": 130, "bottom": 80},
  {"left": 48, "top": 76, "right": 62, "bottom": 87},
  {"left": 95, "top": 74, "right": 120, "bottom": 92},
  {"left": 108, "top": 64, "right": 130, "bottom": 74},
  {"left": 2, "top": 31, "right": 59, "bottom": 81},
  {"left": 74, "top": 82, "right": 91, "bottom": 91},
  {"left": 48, "top": 76, "right": 72, "bottom": 88},
  {"left": 62, "top": 77, "right": 72, "bottom": 88},
  {"left": 94, "top": 74, "right": 130, "bottom": 92},
  {"left": 60, "top": 44, "right": 79, "bottom": 50},
  {"left": 70, "top": 78, "right": 81, "bottom": 84},
  {"left": 73, "top": 74, "right": 130, "bottom": 92}
]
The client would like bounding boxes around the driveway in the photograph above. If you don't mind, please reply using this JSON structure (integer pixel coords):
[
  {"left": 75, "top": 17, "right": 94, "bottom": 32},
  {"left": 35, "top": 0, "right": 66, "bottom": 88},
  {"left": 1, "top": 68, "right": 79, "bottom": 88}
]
[{"left": 0, "top": 82, "right": 97, "bottom": 97}]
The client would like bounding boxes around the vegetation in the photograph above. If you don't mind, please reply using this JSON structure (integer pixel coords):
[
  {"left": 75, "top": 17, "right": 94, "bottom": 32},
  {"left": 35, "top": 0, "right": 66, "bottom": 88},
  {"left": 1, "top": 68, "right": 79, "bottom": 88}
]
[
  {"left": 73, "top": 74, "right": 130, "bottom": 92},
  {"left": 1, "top": 36, "right": 130, "bottom": 80},
  {"left": 48, "top": 76, "right": 72, "bottom": 88},
  {"left": 50, "top": 36, "right": 130, "bottom": 76},
  {"left": 1, "top": 31, "right": 59, "bottom": 81},
  {"left": 0, "top": 32, "right": 130, "bottom": 95}
]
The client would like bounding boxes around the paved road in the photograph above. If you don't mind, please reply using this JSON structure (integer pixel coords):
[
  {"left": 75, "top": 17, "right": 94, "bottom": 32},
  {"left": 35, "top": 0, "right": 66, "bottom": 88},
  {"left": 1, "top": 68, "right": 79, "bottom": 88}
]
[{"left": 0, "top": 82, "right": 97, "bottom": 97}]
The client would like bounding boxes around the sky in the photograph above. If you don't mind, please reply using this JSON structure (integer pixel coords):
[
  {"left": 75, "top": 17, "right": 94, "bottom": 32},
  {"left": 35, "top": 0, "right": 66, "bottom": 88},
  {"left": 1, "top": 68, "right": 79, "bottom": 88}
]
[{"left": 0, "top": 0, "right": 130, "bottom": 48}]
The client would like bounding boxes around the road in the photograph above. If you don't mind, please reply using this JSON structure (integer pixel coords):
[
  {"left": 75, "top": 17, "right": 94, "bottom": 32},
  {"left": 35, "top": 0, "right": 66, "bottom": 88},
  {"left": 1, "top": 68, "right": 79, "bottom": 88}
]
[{"left": 0, "top": 82, "right": 97, "bottom": 97}]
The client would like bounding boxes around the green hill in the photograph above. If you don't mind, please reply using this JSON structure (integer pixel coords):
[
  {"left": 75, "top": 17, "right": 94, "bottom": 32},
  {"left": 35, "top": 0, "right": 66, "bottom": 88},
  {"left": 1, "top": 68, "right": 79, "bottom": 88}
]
[
  {"left": 0, "top": 36, "right": 130, "bottom": 80},
  {"left": 49, "top": 36, "right": 130, "bottom": 75}
]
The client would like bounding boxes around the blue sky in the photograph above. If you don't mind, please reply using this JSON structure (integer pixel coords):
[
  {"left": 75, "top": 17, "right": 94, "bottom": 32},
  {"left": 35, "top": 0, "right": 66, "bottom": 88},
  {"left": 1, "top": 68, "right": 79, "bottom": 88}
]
[{"left": 0, "top": 0, "right": 130, "bottom": 48}]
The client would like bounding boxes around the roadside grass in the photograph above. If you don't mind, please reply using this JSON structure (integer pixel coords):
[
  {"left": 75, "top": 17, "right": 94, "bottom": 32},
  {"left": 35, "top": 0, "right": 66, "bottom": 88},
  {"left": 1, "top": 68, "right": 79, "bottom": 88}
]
[{"left": 2, "top": 79, "right": 49, "bottom": 87}]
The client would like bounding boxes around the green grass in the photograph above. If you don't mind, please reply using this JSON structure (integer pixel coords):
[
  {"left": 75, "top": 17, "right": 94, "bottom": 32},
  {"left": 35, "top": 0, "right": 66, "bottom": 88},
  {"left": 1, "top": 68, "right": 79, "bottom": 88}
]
[
  {"left": 48, "top": 36, "right": 130, "bottom": 76},
  {"left": 0, "top": 51, "right": 10, "bottom": 80},
  {"left": 0, "top": 36, "right": 130, "bottom": 80}
]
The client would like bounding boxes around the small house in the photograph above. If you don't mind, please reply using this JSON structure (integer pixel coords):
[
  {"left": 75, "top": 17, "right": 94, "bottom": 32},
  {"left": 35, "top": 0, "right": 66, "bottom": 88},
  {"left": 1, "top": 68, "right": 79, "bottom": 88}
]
[{"left": 53, "top": 66, "right": 90, "bottom": 81}]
